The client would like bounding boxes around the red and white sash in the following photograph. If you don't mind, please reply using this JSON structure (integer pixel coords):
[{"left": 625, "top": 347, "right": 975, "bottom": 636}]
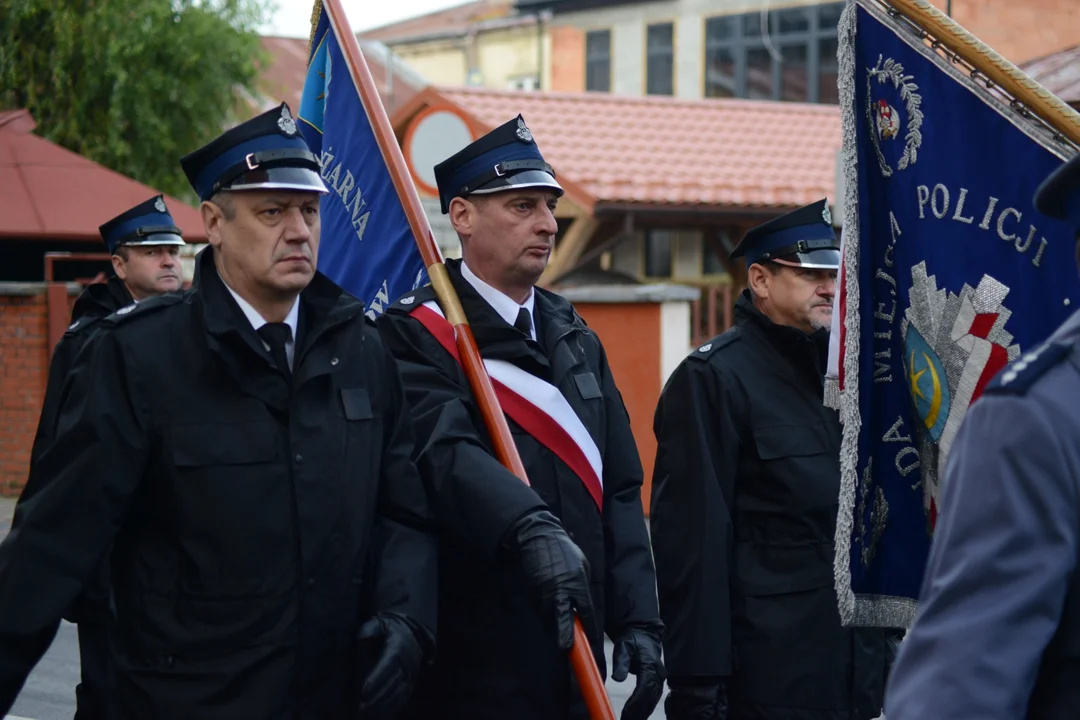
[{"left": 410, "top": 301, "right": 604, "bottom": 511}]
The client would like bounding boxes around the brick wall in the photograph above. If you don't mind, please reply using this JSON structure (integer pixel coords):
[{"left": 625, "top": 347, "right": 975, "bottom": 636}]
[
  {"left": 0, "top": 287, "right": 76, "bottom": 497},
  {"left": 549, "top": 26, "right": 585, "bottom": 93},
  {"left": 571, "top": 302, "right": 662, "bottom": 514},
  {"left": 927, "top": 0, "right": 1080, "bottom": 65}
]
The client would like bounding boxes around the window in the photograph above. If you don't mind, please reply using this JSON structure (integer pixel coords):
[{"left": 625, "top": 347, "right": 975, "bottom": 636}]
[
  {"left": 507, "top": 75, "right": 540, "bottom": 91},
  {"left": 585, "top": 30, "right": 611, "bottom": 92},
  {"left": 703, "top": 231, "right": 731, "bottom": 276},
  {"left": 703, "top": 2, "right": 845, "bottom": 104},
  {"left": 646, "top": 22, "right": 674, "bottom": 96},
  {"left": 644, "top": 230, "right": 674, "bottom": 278}
]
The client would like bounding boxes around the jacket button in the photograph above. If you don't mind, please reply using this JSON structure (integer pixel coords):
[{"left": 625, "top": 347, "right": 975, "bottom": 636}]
[
  {"left": 330, "top": 357, "right": 339, "bottom": 366},
  {"left": 307, "top": 577, "right": 315, "bottom": 588},
  {"left": 295, "top": 453, "right": 304, "bottom": 465}
]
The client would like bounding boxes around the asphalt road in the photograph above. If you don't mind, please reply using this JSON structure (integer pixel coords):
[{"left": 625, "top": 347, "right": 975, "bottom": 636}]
[{"left": 0, "top": 497, "right": 667, "bottom": 719}]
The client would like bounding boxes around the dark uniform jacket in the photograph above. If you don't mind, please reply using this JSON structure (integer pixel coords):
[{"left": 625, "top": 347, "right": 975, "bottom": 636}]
[
  {"left": 26, "top": 276, "right": 134, "bottom": 480},
  {"left": 650, "top": 291, "right": 893, "bottom": 720},
  {"left": 377, "top": 258, "right": 659, "bottom": 719},
  {"left": 20, "top": 276, "right": 133, "bottom": 720},
  {"left": 0, "top": 247, "right": 437, "bottom": 719},
  {"left": 885, "top": 309, "right": 1080, "bottom": 720}
]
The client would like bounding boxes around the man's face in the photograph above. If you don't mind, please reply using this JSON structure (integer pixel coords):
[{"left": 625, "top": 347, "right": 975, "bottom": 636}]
[
  {"left": 204, "top": 191, "right": 321, "bottom": 301},
  {"left": 451, "top": 189, "right": 560, "bottom": 291},
  {"left": 112, "top": 246, "right": 183, "bottom": 300},
  {"left": 750, "top": 262, "right": 837, "bottom": 333}
]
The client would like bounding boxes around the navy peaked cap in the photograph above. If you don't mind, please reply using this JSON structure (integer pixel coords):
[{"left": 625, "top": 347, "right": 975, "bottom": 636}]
[
  {"left": 180, "top": 102, "right": 328, "bottom": 202},
  {"left": 433, "top": 114, "right": 563, "bottom": 214}
]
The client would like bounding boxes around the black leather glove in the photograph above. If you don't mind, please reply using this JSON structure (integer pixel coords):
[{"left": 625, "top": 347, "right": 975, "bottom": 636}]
[
  {"left": 611, "top": 625, "right": 666, "bottom": 720},
  {"left": 664, "top": 678, "right": 727, "bottom": 720},
  {"left": 356, "top": 613, "right": 428, "bottom": 719},
  {"left": 503, "top": 510, "right": 597, "bottom": 650}
]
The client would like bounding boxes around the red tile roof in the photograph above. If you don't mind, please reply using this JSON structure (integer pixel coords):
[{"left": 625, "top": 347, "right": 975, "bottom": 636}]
[
  {"left": 423, "top": 87, "right": 841, "bottom": 210},
  {"left": 1021, "top": 45, "right": 1080, "bottom": 104},
  {"left": 0, "top": 110, "right": 208, "bottom": 243}
]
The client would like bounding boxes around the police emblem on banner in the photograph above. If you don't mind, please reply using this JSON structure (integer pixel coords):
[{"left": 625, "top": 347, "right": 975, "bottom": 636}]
[
  {"left": 866, "top": 56, "right": 923, "bottom": 177},
  {"left": 901, "top": 263, "right": 1019, "bottom": 530}
]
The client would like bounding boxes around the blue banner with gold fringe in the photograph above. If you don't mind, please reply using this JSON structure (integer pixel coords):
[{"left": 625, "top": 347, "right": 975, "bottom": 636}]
[
  {"left": 829, "top": 0, "right": 1080, "bottom": 627},
  {"left": 298, "top": 4, "right": 426, "bottom": 318}
]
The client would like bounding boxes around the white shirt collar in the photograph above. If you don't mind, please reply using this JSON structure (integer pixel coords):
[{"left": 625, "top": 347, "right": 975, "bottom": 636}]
[
  {"left": 224, "top": 283, "right": 300, "bottom": 366},
  {"left": 460, "top": 261, "right": 536, "bottom": 341}
]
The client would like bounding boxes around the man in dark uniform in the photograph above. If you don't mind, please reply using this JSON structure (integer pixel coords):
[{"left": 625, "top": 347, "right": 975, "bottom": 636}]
[
  {"left": 17, "top": 196, "right": 186, "bottom": 720},
  {"left": 377, "top": 115, "right": 665, "bottom": 720},
  {"left": 884, "top": 153, "right": 1080, "bottom": 718},
  {"left": 0, "top": 103, "right": 437, "bottom": 719},
  {"left": 28, "top": 195, "right": 186, "bottom": 473},
  {"left": 650, "top": 200, "right": 894, "bottom": 720}
]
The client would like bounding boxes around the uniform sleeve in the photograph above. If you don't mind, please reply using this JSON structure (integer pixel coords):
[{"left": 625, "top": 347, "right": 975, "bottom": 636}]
[
  {"left": 884, "top": 392, "right": 1078, "bottom": 720},
  {"left": 366, "top": 334, "right": 439, "bottom": 649},
  {"left": 0, "top": 330, "right": 149, "bottom": 710},
  {"left": 376, "top": 313, "right": 548, "bottom": 558},
  {"left": 594, "top": 340, "right": 661, "bottom": 637},
  {"left": 649, "top": 357, "right": 740, "bottom": 679},
  {"left": 23, "top": 332, "right": 88, "bottom": 500}
]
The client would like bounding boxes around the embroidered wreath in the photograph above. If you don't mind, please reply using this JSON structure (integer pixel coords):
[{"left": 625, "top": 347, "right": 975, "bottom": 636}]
[{"left": 865, "top": 55, "right": 924, "bottom": 177}]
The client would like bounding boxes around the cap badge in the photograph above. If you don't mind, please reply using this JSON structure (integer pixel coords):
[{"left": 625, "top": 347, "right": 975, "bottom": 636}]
[
  {"left": 822, "top": 203, "right": 832, "bottom": 226},
  {"left": 516, "top": 117, "right": 533, "bottom": 143},
  {"left": 278, "top": 105, "right": 298, "bottom": 137},
  {"left": 154, "top": 197, "right": 166, "bottom": 213}
]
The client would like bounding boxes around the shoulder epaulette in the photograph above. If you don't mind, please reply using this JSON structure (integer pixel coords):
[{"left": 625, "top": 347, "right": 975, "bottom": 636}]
[
  {"left": 99, "top": 293, "right": 184, "bottom": 327},
  {"left": 386, "top": 283, "right": 435, "bottom": 314},
  {"left": 63, "top": 314, "right": 105, "bottom": 337},
  {"left": 687, "top": 327, "right": 741, "bottom": 361},
  {"left": 985, "top": 341, "right": 1071, "bottom": 395}
]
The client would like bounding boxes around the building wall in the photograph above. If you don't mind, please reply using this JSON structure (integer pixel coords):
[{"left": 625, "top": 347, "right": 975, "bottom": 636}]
[
  {"left": 549, "top": 0, "right": 1079, "bottom": 96},
  {"left": 393, "top": 41, "right": 468, "bottom": 86},
  {"left": 476, "top": 24, "right": 545, "bottom": 88},
  {"left": 388, "top": 24, "right": 544, "bottom": 91}
]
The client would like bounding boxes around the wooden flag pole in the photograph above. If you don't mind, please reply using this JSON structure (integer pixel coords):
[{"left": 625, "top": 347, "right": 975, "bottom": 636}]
[
  {"left": 883, "top": 0, "right": 1080, "bottom": 146},
  {"left": 315, "top": 1, "right": 617, "bottom": 717}
]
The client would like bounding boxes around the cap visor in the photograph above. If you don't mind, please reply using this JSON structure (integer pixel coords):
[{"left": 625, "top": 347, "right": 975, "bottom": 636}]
[
  {"left": 469, "top": 169, "right": 564, "bottom": 196},
  {"left": 119, "top": 233, "right": 186, "bottom": 247},
  {"left": 224, "top": 167, "right": 329, "bottom": 195},
  {"left": 772, "top": 248, "right": 840, "bottom": 269}
]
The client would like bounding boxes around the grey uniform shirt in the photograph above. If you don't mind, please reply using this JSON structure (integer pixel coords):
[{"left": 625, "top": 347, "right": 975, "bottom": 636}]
[{"left": 885, "top": 310, "right": 1080, "bottom": 719}]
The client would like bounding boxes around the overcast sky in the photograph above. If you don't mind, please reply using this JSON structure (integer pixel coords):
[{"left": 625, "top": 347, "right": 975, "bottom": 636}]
[{"left": 262, "top": 0, "right": 468, "bottom": 37}]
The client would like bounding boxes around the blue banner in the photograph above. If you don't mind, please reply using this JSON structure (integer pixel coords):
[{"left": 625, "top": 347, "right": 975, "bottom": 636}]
[
  {"left": 298, "top": 6, "right": 426, "bottom": 318},
  {"left": 830, "top": 0, "right": 1079, "bottom": 627}
]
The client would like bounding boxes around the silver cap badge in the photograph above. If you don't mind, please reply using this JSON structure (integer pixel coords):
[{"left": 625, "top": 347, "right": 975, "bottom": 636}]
[
  {"left": 822, "top": 203, "right": 833, "bottom": 226},
  {"left": 516, "top": 117, "right": 533, "bottom": 143},
  {"left": 154, "top": 197, "right": 166, "bottom": 213},
  {"left": 278, "top": 105, "right": 298, "bottom": 137}
]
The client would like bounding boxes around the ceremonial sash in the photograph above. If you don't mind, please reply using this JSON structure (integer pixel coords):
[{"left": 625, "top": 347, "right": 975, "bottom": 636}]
[{"left": 409, "top": 301, "right": 604, "bottom": 511}]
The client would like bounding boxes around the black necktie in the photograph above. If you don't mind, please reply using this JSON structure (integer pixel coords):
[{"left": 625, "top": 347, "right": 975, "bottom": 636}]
[
  {"left": 258, "top": 322, "right": 292, "bottom": 381},
  {"left": 514, "top": 307, "right": 533, "bottom": 338}
]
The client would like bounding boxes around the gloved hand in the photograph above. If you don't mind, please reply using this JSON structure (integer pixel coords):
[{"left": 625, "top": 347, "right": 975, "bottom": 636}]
[
  {"left": 356, "top": 613, "right": 428, "bottom": 719},
  {"left": 664, "top": 678, "right": 727, "bottom": 720},
  {"left": 611, "top": 625, "right": 666, "bottom": 720},
  {"left": 504, "top": 510, "right": 597, "bottom": 650}
]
